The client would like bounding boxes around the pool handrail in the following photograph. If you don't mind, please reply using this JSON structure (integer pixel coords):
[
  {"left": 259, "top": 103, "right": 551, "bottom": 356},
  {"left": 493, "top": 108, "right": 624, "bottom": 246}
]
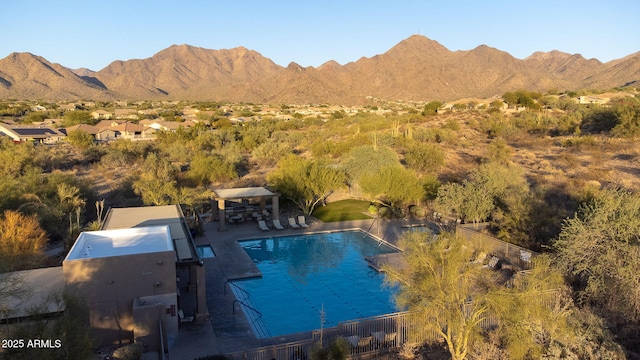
[{"left": 233, "top": 299, "right": 270, "bottom": 338}]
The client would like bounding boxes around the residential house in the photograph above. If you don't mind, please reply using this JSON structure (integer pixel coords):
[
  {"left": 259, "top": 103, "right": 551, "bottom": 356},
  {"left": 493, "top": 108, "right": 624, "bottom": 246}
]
[
  {"left": 96, "top": 128, "right": 119, "bottom": 141},
  {"left": 111, "top": 122, "right": 154, "bottom": 140},
  {"left": 95, "top": 119, "right": 127, "bottom": 129},
  {"left": 139, "top": 119, "right": 195, "bottom": 132},
  {"left": 91, "top": 109, "right": 113, "bottom": 120},
  {"left": 114, "top": 108, "right": 139, "bottom": 120},
  {"left": 65, "top": 123, "right": 100, "bottom": 135},
  {"left": 182, "top": 107, "right": 200, "bottom": 119},
  {"left": 64, "top": 124, "right": 101, "bottom": 141},
  {"left": 58, "top": 103, "right": 81, "bottom": 111},
  {"left": 578, "top": 96, "right": 609, "bottom": 105},
  {"left": 0, "top": 123, "right": 66, "bottom": 144}
]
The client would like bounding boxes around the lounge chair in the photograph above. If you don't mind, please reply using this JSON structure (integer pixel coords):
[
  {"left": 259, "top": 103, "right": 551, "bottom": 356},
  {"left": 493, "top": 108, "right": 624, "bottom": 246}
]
[
  {"left": 272, "top": 219, "right": 285, "bottom": 230},
  {"left": 298, "top": 215, "right": 309, "bottom": 228},
  {"left": 288, "top": 217, "right": 301, "bottom": 229},
  {"left": 178, "top": 309, "right": 194, "bottom": 323},
  {"left": 258, "top": 220, "right": 269, "bottom": 231},
  {"left": 372, "top": 331, "right": 397, "bottom": 346}
]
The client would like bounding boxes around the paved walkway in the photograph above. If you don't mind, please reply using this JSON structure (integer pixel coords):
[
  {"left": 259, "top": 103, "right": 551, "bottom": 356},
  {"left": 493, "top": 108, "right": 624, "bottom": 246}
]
[{"left": 168, "top": 215, "right": 438, "bottom": 359}]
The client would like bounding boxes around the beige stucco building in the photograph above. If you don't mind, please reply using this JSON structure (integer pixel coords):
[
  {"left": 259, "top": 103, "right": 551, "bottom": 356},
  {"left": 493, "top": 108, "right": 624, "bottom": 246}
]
[{"left": 63, "top": 205, "right": 207, "bottom": 352}]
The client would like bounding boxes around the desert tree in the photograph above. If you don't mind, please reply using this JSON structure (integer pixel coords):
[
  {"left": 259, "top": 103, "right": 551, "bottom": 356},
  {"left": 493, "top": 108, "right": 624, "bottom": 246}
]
[
  {"left": 423, "top": 100, "right": 443, "bottom": 115},
  {"left": 268, "top": 154, "right": 347, "bottom": 215},
  {"left": 66, "top": 129, "right": 95, "bottom": 150},
  {"left": 339, "top": 145, "right": 400, "bottom": 183},
  {"left": 554, "top": 187, "right": 640, "bottom": 350},
  {"left": 486, "top": 137, "right": 512, "bottom": 165},
  {"left": 359, "top": 165, "right": 424, "bottom": 216},
  {"left": 0, "top": 210, "right": 47, "bottom": 271},
  {"left": 132, "top": 152, "right": 179, "bottom": 206},
  {"left": 186, "top": 153, "right": 237, "bottom": 186},
  {"left": 384, "top": 232, "right": 573, "bottom": 360},
  {"left": 436, "top": 163, "right": 529, "bottom": 224},
  {"left": 404, "top": 142, "right": 445, "bottom": 172},
  {"left": 383, "top": 232, "right": 495, "bottom": 360},
  {"left": 61, "top": 110, "right": 95, "bottom": 127}
]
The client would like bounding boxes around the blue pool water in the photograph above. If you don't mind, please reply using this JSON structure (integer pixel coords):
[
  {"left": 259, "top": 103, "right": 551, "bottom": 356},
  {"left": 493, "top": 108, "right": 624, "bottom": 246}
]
[
  {"left": 196, "top": 245, "right": 215, "bottom": 258},
  {"left": 233, "top": 231, "right": 400, "bottom": 338}
]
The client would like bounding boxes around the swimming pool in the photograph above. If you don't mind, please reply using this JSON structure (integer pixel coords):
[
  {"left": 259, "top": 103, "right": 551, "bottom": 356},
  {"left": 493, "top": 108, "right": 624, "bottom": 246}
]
[
  {"left": 196, "top": 244, "right": 215, "bottom": 258},
  {"left": 232, "top": 230, "right": 400, "bottom": 338}
]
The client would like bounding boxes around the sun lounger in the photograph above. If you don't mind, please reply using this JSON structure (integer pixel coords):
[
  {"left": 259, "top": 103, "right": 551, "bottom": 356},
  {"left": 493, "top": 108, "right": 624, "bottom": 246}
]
[
  {"left": 258, "top": 220, "right": 269, "bottom": 231},
  {"left": 288, "top": 218, "right": 301, "bottom": 229},
  {"left": 298, "top": 215, "right": 309, "bottom": 228},
  {"left": 272, "top": 219, "right": 285, "bottom": 230}
]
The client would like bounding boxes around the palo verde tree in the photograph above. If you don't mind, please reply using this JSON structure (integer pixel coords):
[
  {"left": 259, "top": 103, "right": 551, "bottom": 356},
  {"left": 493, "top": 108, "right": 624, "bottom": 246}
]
[
  {"left": 359, "top": 165, "right": 424, "bottom": 216},
  {"left": 132, "top": 152, "right": 179, "bottom": 206},
  {"left": 268, "top": 154, "right": 347, "bottom": 215},
  {"left": 384, "top": 232, "right": 572, "bottom": 360},
  {"left": 383, "top": 232, "right": 499, "bottom": 360},
  {"left": 554, "top": 187, "right": 640, "bottom": 351},
  {"left": 436, "top": 163, "right": 529, "bottom": 224},
  {"left": 339, "top": 145, "right": 399, "bottom": 183}
]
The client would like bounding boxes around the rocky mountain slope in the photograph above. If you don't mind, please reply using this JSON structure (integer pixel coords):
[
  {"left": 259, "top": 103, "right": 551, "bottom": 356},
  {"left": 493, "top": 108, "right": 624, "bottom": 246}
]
[{"left": 0, "top": 35, "right": 638, "bottom": 103}]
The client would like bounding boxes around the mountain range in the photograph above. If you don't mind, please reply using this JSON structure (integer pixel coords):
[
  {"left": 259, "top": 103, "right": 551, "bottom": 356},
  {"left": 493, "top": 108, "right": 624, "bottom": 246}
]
[{"left": 0, "top": 35, "right": 638, "bottom": 104}]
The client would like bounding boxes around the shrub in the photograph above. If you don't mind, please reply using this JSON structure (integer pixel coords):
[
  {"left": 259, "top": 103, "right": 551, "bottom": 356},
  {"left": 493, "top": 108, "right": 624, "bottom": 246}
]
[
  {"left": 404, "top": 143, "right": 445, "bottom": 172},
  {"left": 112, "top": 342, "right": 144, "bottom": 360}
]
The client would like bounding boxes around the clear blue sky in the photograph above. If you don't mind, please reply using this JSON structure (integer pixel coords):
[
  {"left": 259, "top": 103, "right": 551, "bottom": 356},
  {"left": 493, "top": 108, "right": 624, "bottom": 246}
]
[{"left": 1, "top": 0, "right": 638, "bottom": 71}]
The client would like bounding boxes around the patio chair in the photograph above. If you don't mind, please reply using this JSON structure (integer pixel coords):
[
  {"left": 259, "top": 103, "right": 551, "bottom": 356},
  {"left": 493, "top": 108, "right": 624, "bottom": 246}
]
[
  {"left": 372, "top": 331, "right": 397, "bottom": 347},
  {"left": 272, "top": 219, "right": 285, "bottom": 230},
  {"left": 178, "top": 309, "right": 194, "bottom": 324},
  {"left": 288, "top": 217, "right": 301, "bottom": 229},
  {"left": 258, "top": 220, "right": 269, "bottom": 231},
  {"left": 298, "top": 215, "right": 309, "bottom": 228}
]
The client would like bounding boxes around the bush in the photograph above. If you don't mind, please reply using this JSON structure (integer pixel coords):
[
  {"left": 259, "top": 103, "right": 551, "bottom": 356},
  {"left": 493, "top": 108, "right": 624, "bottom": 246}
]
[
  {"left": 112, "top": 342, "right": 144, "bottom": 360},
  {"left": 404, "top": 143, "right": 445, "bottom": 172},
  {"left": 409, "top": 205, "right": 426, "bottom": 218}
]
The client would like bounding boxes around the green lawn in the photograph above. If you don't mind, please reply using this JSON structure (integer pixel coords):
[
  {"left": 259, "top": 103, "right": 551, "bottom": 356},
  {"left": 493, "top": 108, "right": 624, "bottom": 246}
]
[{"left": 312, "top": 199, "right": 373, "bottom": 222}]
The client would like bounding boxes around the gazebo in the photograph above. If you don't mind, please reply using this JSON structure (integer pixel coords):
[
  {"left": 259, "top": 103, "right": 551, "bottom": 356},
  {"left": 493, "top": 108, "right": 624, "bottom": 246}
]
[{"left": 213, "top": 187, "right": 279, "bottom": 231}]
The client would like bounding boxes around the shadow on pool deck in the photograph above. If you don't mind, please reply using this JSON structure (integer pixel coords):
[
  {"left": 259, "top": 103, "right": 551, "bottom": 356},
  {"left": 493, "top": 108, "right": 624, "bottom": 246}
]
[{"left": 169, "top": 216, "right": 436, "bottom": 359}]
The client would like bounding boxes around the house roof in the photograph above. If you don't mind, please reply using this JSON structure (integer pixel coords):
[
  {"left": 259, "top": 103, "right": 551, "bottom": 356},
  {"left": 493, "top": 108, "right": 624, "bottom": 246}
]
[
  {"left": 0, "top": 123, "right": 66, "bottom": 140},
  {"left": 65, "top": 225, "right": 174, "bottom": 260},
  {"left": 94, "top": 119, "right": 127, "bottom": 129},
  {"left": 111, "top": 122, "right": 145, "bottom": 133},
  {"left": 0, "top": 267, "right": 65, "bottom": 319},
  {"left": 65, "top": 124, "right": 100, "bottom": 135}
]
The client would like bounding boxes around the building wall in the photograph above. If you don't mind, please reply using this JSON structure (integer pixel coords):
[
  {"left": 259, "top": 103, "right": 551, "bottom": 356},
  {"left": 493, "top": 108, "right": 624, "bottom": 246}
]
[
  {"left": 63, "top": 250, "right": 177, "bottom": 346},
  {"left": 133, "top": 293, "right": 179, "bottom": 352}
]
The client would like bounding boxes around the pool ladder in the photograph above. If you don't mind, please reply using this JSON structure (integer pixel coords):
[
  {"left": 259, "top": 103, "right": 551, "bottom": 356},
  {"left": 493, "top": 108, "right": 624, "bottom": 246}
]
[{"left": 226, "top": 281, "right": 270, "bottom": 338}]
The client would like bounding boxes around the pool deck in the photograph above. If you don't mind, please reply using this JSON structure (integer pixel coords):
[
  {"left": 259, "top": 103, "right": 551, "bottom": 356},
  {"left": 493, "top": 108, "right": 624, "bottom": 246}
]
[{"left": 169, "top": 216, "right": 437, "bottom": 359}]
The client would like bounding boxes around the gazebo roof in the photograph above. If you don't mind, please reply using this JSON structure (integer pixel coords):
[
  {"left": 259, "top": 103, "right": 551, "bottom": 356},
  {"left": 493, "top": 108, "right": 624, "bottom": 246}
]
[{"left": 213, "top": 187, "right": 276, "bottom": 199}]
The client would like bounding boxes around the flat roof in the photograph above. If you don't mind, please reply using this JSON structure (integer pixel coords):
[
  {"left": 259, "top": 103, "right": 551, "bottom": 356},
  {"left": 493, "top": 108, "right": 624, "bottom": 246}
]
[
  {"left": 101, "top": 205, "right": 197, "bottom": 262},
  {"left": 0, "top": 267, "right": 65, "bottom": 319},
  {"left": 214, "top": 187, "right": 275, "bottom": 199},
  {"left": 65, "top": 225, "right": 174, "bottom": 260},
  {"left": 103, "top": 205, "right": 183, "bottom": 230}
]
